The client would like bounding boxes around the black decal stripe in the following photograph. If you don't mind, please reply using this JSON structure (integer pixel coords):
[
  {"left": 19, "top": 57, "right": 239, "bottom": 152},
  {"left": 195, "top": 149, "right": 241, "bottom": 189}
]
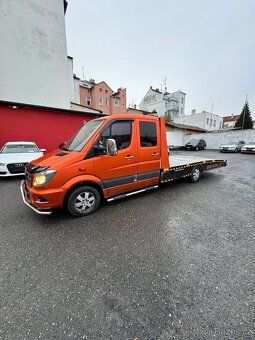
[
  {"left": 138, "top": 170, "right": 160, "bottom": 181},
  {"left": 100, "top": 171, "right": 160, "bottom": 189},
  {"left": 101, "top": 175, "right": 134, "bottom": 189}
]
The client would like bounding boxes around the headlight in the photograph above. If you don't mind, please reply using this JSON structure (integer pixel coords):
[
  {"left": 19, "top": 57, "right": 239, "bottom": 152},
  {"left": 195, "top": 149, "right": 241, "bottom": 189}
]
[
  {"left": 33, "top": 170, "right": 56, "bottom": 187},
  {"left": 0, "top": 163, "right": 6, "bottom": 166}
]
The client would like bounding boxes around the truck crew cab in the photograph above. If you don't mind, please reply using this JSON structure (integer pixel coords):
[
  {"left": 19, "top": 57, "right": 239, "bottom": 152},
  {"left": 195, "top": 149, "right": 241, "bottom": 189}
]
[{"left": 21, "top": 114, "right": 227, "bottom": 217}]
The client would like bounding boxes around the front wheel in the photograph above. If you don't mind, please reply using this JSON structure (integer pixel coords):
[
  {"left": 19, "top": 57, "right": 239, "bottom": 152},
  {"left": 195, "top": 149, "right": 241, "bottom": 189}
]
[
  {"left": 234, "top": 148, "right": 238, "bottom": 153},
  {"left": 67, "top": 186, "right": 100, "bottom": 217},
  {"left": 195, "top": 146, "right": 199, "bottom": 151},
  {"left": 190, "top": 166, "right": 201, "bottom": 183}
]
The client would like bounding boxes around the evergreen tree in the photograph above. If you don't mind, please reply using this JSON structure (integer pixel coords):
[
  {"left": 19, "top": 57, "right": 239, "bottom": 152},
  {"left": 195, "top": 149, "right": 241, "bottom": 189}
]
[
  {"left": 164, "top": 111, "right": 172, "bottom": 123},
  {"left": 235, "top": 101, "right": 253, "bottom": 129}
]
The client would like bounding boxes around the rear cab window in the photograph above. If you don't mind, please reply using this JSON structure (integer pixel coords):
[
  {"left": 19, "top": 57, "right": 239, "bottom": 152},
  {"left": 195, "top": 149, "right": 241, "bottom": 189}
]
[{"left": 139, "top": 121, "right": 157, "bottom": 147}]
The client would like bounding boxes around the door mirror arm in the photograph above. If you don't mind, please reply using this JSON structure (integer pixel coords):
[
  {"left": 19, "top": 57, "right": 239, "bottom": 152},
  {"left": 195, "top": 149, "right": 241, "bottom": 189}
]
[{"left": 93, "top": 145, "right": 107, "bottom": 155}]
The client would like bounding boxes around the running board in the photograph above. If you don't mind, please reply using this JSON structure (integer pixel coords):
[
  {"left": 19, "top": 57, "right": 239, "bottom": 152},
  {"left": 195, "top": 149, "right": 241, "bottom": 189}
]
[{"left": 107, "top": 185, "right": 158, "bottom": 202}]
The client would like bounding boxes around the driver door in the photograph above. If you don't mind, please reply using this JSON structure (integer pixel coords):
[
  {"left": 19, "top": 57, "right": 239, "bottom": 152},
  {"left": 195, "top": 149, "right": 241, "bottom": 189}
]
[{"left": 93, "top": 119, "right": 138, "bottom": 198}]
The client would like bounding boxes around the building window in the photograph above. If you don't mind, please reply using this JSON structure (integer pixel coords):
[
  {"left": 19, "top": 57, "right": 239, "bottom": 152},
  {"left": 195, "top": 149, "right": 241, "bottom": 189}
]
[
  {"left": 99, "top": 88, "right": 102, "bottom": 92},
  {"left": 207, "top": 118, "right": 209, "bottom": 124},
  {"left": 219, "top": 122, "right": 222, "bottom": 129},
  {"left": 165, "top": 102, "right": 168, "bottom": 108},
  {"left": 86, "top": 96, "right": 91, "bottom": 106},
  {"left": 210, "top": 119, "right": 212, "bottom": 126},
  {"left": 139, "top": 121, "right": 157, "bottom": 147},
  {"left": 105, "top": 89, "right": 108, "bottom": 93},
  {"left": 181, "top": 98, "right": 184, "bottom": 104},
  {"left": 99, "top": 97, "right": 103, "bottom": 106},
  {"left": 181, "top": 108, "right": 183, "bottom": 115},
  {"left": 114, "top": 99, "right": 119, "bottom": 107},
  {"left": 213, "top": 120, "right": 216, "bottom": 127},
  {"left": 105, "top": 98, "right": 109, "bottom": 106}
]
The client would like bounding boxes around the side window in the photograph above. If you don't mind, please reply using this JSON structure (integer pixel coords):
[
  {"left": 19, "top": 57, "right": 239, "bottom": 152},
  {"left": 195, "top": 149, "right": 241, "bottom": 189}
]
[
  {"left": 98, "top": 121, "right": 132, "bottom": 150},
  {"left": 139, "top": 121, "right": 157, "bottom": 147}
]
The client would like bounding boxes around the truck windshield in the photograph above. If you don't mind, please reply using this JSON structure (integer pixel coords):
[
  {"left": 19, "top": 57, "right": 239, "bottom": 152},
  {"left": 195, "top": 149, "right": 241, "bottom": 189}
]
[{"left": 64, "top": 120, "right": 105, "bottom": 152}]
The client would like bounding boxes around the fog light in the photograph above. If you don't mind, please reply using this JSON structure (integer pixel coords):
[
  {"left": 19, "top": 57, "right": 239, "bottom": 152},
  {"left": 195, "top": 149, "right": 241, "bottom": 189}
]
[{"left": 38, "top": 196, "right": 48, "bottom": 203}]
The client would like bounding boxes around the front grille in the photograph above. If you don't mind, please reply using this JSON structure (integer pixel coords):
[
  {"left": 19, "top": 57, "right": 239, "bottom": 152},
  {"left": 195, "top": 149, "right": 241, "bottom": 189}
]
[
  {"left": 25, "top": 167, "right": 32, "bottom": 185},
  {"left": 7, "top": 163, "right": 27, "bottom": 174}
]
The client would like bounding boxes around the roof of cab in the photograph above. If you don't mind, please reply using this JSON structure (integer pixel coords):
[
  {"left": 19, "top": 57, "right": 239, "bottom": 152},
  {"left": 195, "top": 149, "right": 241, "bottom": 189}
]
[{"left": 96, "top": 113, "right": 159, "bottom": 121}]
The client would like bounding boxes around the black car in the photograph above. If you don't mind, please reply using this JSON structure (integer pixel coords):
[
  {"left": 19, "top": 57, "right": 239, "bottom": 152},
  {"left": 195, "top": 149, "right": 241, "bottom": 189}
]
[{"left": 184, "top": 139, "right": 206, "bottom": 151}]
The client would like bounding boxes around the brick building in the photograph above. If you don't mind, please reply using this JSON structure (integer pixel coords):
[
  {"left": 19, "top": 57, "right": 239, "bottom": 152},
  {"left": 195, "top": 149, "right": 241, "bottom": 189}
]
[{"left": 78, "top": 79, "right": 126, "bottom": 115}]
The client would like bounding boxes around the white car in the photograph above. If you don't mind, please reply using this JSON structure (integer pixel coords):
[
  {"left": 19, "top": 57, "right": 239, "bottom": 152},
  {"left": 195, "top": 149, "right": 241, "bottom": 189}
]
[
  {"left": 219, "top": 141, "right": 245, "bottom": 153},
  {"left": 0, "top": 142, "right": 45, "bottom": 177},
  {"left": 241, "top": 142, "right": 255, "bottom": 154}
]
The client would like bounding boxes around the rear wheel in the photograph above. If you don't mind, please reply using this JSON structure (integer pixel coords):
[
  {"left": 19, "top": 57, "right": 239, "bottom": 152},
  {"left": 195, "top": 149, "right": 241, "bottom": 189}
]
[
  {"left": 67, "top": 186, "right": 100, "bottom": 217},
  {"left": 234, "top": 148, "right": 238, "bottom": 153},
  {"left": 190, "top": 166, "right": 201, "bottom": 183},
  {"left": 195, "top": 146, "right": 199, "bottom": 151}
]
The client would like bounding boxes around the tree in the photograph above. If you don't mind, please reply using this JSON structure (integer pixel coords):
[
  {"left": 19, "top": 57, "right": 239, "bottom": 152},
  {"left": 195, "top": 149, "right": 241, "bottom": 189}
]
[
  {"left": 235, "top": 101, "right": 253, "bottom": 129},
  {"left": 164, "top": 111, "right": 172, "bottom": 123}
]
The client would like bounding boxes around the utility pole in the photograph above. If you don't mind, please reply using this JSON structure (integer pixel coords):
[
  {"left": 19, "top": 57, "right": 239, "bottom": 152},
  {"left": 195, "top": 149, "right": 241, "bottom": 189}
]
[{"left": 242, "top": 95, "right": 248, "bottom": 130}]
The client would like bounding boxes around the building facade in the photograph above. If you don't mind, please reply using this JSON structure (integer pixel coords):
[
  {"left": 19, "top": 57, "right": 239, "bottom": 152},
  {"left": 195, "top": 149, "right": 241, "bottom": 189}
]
[
  {"left": 222, "top": 115, "right": 240, "bottom": 128},
  {"left": 139, "top": 87, "right": 186, "bottom": 118},
  {"left": 0, "top": 100, "right": 103, "bottom": 151},
  {"left": 174, "top": 110, "right": 223, "bottom": 131},
  {"left": 165, "top": 122, "right": 207, "bottom": 147},
  {"left": 0, "top": 0, "right": 71, "bottom": 109},
  {"left": 79, "top": 80, "right": 126, "bottom": 115}
]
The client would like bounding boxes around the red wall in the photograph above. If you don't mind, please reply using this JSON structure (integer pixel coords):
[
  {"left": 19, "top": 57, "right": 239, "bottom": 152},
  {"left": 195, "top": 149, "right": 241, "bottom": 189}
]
[{"left": 0, "top": 103, "right": 97, "bottom": 151}]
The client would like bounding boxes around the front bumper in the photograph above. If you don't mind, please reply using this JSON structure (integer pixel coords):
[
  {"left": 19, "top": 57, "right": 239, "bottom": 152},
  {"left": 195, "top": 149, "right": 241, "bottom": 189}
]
[
  {"left": 241, "top": 149, "right": 255, "bottom": 154},
  {"left": 20, "top": 180, "right": 52, "bottom": 215},
  {"left": 0, "top": 165, "right": 23, "bottom": 177},
  {"left": 220, "top": 149, "right": 237, "bottom": 153}
]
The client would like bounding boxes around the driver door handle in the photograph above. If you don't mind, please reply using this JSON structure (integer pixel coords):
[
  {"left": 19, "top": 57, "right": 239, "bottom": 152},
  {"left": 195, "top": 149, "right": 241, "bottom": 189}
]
[
  {"left": 152, "top": 152, "right": 159, "bottom": 156},
  {"left": 125, "top": 155, "right": 134, "bottom": 159}
]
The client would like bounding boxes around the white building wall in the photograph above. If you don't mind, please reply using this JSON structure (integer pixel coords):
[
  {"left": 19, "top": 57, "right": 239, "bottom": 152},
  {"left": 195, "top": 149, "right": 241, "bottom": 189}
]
[
  {"left": 139, "top": 88, "right": 186, "bottom": 118},
  {"left": 0, "top": 0, "right": 70, "bottom": 109},
  {"left": 139, "top": 88, "right": 165, "bottom": 116},
  {"left": 166, "top": 129, "right": 185, "bottom": 146},
  {"left": 174, "top": 111, "right": 223, "bottom": 131},
  {"left": 183, "top": 129, "right": 255, "bottom": 149}
]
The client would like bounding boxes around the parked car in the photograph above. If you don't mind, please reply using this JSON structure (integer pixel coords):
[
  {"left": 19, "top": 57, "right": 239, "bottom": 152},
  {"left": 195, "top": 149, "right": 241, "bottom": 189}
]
[
  {"left": 241, "top": 142, "right": 255, "bottom": 154},
  {"left": 184, "top": 139, "right": 206, "bottom": 151},
  {"left": 219, "top": 141, "right": 245, "bottom": 153},
  {"left": 0, "top": 142, "right": 45, "bottom": 177}
]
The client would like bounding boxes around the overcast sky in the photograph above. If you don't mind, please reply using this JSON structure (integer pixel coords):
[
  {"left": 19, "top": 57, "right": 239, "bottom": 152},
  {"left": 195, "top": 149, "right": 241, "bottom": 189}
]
[{"left": 65, "top": 0, "right": 255, "bottom": 117}]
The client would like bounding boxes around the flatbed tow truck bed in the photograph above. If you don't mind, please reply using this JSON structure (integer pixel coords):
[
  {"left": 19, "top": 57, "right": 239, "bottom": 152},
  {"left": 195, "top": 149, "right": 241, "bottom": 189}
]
[{"left": 160, "top": 155, "right": 227, "bottom": 183}]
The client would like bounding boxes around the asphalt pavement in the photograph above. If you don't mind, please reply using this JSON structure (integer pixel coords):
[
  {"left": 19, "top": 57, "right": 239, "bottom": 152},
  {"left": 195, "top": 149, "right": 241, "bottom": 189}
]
[{"left": 0, "top": 150, "right": 254, "bottom": 339}]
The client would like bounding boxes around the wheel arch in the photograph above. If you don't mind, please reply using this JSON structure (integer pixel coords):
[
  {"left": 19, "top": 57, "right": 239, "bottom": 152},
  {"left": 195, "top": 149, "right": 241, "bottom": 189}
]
[{"left": 63, "top": 180, "right": 104, "bottom": 208}]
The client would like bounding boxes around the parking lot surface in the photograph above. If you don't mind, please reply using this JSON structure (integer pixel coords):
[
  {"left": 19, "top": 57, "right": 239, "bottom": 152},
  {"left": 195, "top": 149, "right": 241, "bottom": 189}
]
[{"left": 0, "top": 150, "right": 254, "bottom": 339}]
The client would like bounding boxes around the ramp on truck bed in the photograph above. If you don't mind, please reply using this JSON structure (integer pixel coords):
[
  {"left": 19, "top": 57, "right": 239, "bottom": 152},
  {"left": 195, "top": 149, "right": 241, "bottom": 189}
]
[{"left": 160, "top": 155, "right": 227, "bottom": 183}]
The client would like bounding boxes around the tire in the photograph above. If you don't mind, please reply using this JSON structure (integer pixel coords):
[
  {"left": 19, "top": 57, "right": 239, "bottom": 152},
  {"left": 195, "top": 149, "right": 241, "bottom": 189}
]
[
  {"left": 234, "top": 148, "right": 238, "bottom": 153},
  {"left": 190, "top": 166, "right": 201, "bottom": 183},
  {"left": 195, "top": 146, "right": 199, "bottom": 151},
  {"left": 67, "top": 186, "right": 100, "bottom": 217}
]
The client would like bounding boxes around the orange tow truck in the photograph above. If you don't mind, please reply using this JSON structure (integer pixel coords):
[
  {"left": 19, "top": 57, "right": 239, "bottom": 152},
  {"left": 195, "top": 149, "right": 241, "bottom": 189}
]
[{"left": 21, "top": 114, "right": 227, "bottom": 217}]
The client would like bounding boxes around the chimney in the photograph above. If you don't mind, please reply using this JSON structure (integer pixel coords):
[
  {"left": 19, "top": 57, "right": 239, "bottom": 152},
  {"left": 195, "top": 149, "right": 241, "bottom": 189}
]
[
  {"left": 156, "top": 88, "right": 159, "bottom": 92},
  {"left": 150, "top": 86, "right": 152, "bottom": 89},
  {"left": 191, "top": 109, "right": 196, "bottom": 115},
  {"left": 134, "top": 104, "right": 137, "bottom": 109}
]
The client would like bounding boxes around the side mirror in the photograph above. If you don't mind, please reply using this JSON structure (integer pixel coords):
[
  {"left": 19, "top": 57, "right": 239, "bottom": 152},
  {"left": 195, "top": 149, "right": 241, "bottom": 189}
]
[
  {"left": 106, "top": 139, "right": 118, "bottom": 156},
  {"left": 40, "top": 148, "right": 46, "bottom": 153}
]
